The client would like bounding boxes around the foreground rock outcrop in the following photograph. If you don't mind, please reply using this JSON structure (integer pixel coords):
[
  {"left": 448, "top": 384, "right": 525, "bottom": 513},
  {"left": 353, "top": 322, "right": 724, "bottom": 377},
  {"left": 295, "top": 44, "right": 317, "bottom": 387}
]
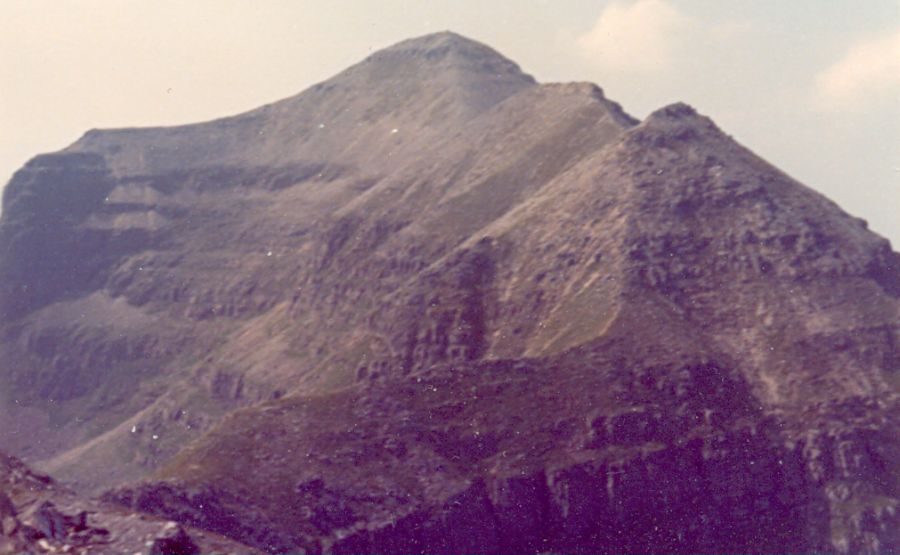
[
  {"left": 0, "top": 451, "right": 255, "bottom": 554},
  {"left": 1, "top": 31, "right": 897, "bottom": 553}
]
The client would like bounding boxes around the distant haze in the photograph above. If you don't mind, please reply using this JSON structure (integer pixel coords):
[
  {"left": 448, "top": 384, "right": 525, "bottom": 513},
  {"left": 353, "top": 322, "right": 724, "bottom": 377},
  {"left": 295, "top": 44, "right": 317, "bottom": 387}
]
[{"left": 2, "top": 0, "right": 898, "bottom": 243}]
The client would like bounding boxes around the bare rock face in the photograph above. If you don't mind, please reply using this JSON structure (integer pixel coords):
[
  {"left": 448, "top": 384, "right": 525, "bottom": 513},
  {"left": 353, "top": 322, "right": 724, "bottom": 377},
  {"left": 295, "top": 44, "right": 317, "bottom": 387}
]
[{"left": 1, "top": 31, "right": 898, "bottom": 553}]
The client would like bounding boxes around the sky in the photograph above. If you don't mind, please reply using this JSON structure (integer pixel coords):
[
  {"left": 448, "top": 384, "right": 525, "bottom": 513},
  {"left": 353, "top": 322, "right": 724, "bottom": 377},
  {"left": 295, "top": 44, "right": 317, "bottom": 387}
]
[{"left": 1, "top": 0, "right": 898, "bottom": 243}]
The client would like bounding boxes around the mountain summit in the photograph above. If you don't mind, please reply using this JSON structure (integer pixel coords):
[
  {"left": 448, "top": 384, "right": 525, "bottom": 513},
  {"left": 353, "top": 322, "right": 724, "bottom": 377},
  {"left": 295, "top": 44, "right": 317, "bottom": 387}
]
[
  {"left": 63, "top": 32, "right": 535, "bottom": 178},
  {"left": 364, "top": 30, "right": 533, "bottom": 75},
  {"left": 1, "top": 32, "right": 897, "bottom": 554}
]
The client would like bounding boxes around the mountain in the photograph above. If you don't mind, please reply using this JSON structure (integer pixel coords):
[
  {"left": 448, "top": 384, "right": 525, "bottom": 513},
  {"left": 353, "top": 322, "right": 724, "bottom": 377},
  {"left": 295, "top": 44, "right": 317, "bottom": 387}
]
[{"left": 1, "top": 31, "right": 897, "bottom": 554}]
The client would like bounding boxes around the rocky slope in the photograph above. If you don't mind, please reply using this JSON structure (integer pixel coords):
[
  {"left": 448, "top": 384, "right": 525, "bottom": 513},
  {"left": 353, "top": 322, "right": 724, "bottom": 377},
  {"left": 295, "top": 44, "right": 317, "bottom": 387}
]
[
  {"left": 1, "top": 450, "right": 257, "bottom": 554},
  {"left": 1, "top": 32, "right": 898, "bottom": 553}
]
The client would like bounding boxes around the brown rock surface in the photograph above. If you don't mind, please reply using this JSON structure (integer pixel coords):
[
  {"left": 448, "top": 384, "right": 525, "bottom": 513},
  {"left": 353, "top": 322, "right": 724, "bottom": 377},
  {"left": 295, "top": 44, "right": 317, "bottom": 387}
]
[{"left": 1, "top": 32, "right": 898, "bottom": 553}]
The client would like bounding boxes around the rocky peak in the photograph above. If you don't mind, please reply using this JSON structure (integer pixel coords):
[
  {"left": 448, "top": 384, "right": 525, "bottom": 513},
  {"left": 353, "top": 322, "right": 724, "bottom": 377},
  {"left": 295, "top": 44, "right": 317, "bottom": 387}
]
[
  {"left": 63, "top": 32, "right": 536, "bottom": 178},
  {"left": 627, "top": 101, "right": 723, "bottom": 149},
  {"left": 328, "top": 30, "right": 536, "bottom": 121},
  {"left": 648, "top": 101, "right": 701, "bottom": 119},
  {"left": 362, "top": 31, "right": 533, "bottom": 79}
]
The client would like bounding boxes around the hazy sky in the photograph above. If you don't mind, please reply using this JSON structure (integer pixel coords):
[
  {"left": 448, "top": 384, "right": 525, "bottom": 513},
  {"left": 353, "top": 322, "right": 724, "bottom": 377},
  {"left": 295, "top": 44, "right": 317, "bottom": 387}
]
[{"left": 2, "top": 0, "right": 898, "bottom": 242}]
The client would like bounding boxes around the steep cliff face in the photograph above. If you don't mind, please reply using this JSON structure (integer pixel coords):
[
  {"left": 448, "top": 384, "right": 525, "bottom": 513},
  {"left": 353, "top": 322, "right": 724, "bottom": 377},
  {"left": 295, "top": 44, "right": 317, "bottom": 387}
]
[
  {"left": 1, "top": 31, "right": 897, "bottom": 553},
  {"left": 0, "top": 153, "right": 120, "bottom": 318}
]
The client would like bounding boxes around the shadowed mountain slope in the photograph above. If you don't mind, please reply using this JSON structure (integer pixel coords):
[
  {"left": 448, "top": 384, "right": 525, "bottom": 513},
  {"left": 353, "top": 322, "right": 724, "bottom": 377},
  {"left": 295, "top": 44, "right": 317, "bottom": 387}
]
[{"left": 1, "top": 32, "right": 898, "bottom": 554}]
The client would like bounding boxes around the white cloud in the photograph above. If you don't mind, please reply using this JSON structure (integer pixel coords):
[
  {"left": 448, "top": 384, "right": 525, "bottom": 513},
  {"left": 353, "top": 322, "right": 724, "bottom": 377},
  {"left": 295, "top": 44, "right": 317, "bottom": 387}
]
[
  {"left": 575, "top": 0, "right": 692, "bottom": 73},
  {"left": 812, "top": 28, "right": 900, "bottom": 111}
]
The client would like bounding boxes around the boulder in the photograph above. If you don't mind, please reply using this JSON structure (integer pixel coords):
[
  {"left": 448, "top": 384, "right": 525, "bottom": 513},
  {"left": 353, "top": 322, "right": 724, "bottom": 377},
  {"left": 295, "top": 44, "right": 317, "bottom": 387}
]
[
  {"left": 149, "top": 522, "right": 200, "bottom": 555},
  {"left": 23, "top": 500, "right": 67, "bottom": 541}
]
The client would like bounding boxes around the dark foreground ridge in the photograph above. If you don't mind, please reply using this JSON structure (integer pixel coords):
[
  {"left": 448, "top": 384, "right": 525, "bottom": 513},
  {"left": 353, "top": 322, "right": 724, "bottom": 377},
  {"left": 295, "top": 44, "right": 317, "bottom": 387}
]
[
  {"left": 0, "top": 451, "right": 256, "bottom": 554},
  {"left": 0, "top": 31, "right": 898, "bottom": 554}
]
